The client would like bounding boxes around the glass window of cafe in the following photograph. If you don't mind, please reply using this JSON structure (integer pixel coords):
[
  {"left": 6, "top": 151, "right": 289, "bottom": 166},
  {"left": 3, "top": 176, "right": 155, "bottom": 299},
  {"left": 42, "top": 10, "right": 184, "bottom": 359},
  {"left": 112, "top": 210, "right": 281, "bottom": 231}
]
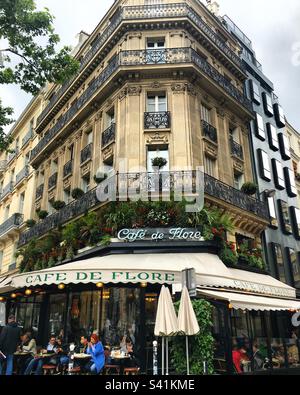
[{"left": 230, "top": 309, "right": 300, "bottom": 373}]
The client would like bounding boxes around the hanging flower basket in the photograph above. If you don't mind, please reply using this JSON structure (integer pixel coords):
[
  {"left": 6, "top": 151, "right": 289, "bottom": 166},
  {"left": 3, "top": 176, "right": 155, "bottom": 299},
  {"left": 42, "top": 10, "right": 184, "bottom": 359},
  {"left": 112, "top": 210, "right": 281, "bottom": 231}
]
[
  {"left": 152, "top": 157, "right": 168, "bottom": 169},
  {"left": 241, "top": 182, "right": 258, "bottom": 196}
]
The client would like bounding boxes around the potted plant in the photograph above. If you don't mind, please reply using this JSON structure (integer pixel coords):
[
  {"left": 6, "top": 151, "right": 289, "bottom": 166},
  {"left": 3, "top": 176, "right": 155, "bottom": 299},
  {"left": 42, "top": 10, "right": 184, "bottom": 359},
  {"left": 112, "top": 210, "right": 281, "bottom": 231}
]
[
  {"left": 51, "top": 200, "right": 66, "bottom": 211},
  {"left": 26, "top": 219, "right": 36, "bottom": 228},
  {"left": 71, "top": 188, "right": 85, "bottom": 200},
  {"left": 151, "top": 157, "right": 168, "bottom": 170},
  {"left": 36, "top": 210, "right": 48, "bottom": 220},
  {"left": 241, "top": 182, "right": 258, "bottom": 196},
  {"left": 94, "top": 174, "right": 107, "bottom": 184}
]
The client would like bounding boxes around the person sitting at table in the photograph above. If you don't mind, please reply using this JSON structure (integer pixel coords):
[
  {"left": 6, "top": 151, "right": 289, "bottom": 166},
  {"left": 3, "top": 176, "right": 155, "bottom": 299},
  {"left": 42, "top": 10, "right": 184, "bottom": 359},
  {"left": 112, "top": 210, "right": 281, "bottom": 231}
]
[
  {"left": 232, "top": 345, "right": 249, "bottom": 374},
  {"left": 76, "top": 335, "right": 89, "bottom": 354},
  {"left": 24, "top": 335, "right": 58, "bottom": 375},
  {"left": 55, "top": 337, "right": 69, "bottom": 374},
  {"left": 125, "top": 342, "right": 140, "bottom": 369},
  {"left": 18, "top": 331, "right": 37, "bottom": 375},
  {"left": 84, "top": 334, "right": 105, "bottom": 374}
]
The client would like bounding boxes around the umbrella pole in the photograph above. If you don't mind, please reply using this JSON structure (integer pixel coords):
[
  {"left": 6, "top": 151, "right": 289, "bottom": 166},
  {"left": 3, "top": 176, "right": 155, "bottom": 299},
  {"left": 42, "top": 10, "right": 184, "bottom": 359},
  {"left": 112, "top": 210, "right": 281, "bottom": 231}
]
[
  {"left": 162, "top": 337, "right": 164, "bottom": 376},
  {"left": 166, "top": 337, "right": 169, "bottom": 375},
  {"left": 186, "top": 336, "right": 190, "bottom": 375}
]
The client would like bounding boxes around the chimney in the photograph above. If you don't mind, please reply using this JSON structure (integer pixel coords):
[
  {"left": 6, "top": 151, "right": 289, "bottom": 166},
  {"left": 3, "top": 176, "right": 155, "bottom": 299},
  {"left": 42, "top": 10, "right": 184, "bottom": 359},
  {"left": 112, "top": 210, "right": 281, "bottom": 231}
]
[
  {"left": 71, "top": 31, "right": 90, "bottom": 56},
  {"left": 206, "top": 0, "right": 220, "bottom": 16}
]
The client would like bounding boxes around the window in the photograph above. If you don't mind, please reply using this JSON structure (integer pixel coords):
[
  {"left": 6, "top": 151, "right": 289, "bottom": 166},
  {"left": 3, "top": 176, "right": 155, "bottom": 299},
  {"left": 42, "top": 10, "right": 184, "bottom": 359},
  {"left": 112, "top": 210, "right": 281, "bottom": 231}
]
[
  {"left": 273, "top": 103, "right": 285, "bottom": 128},
  {"left": 29, "top": 118, "right": 35, "bottom": 133},
  {"left": 147, "top": 93, "right": 167, "bottom": 113},
  {"left": 258, "top": 149, "right": 271, "bottom": 181},
  {"left": 267, "top": 196, "right": 278, "bottom": 228},
  {"left": 229, "top": 125, "right": 240, "bottom": 143},
  {"left": 262, "top": 92, "right": 273, "bottom": 116},
  {"left": 267, "top": 123, "right": 279, "bottom": 151},
  {"left": 15, "top": 138, "right": 20, "bottom": 154},
  {"left": 204, "top": 155, "right": 216, "bottom": 178},
  {"left": 147, "top": 146, "right": 169, "bottom": 172},
  {"left": 11, "top": 168, "right": 15, "bottom": 183},
  {"left": 5, "top": 205, "right": 10, "bottom": 220},
  {"left": 19, "top": 193, "right": 25, "bottom": 214},
  {"left": 25, "top": 153, "right": 30, "bottom": 166},
  {"left": 284, "top": 167, "right": 297, "bottom": 197},
  {"left": 64, "top": 189, "right": 71, "bottom": 205},
  {"left": 255, "top": 114, "right": 265, "bottom": 140},
  {"left": 291, "top": 207, "right": 300, "bottom": 239},
  {"left": 146, "top": 38, "right": 165, "bottom": 49},
  {"left": 50, "top": 159, "right": 58, "bottom": 176},
  {"left": 287, "top": 248, "right": 300, "bottom": 288},
  {"left": 200, "top": 104, "right": 212, "bottom": 124},
  {"left": 105, "top": 108, "right": 115, "bottom": 129},
  {"left": 47, "top": 200, "right": 55, "bottom": 215},
  {"left": 278, "top": 133, "right": 291, "bottom": 160},
  {"left": 249, "top": 80, "right": 260, "bottom": 104},
  {"left": 82, "top": 176, "right": 90, "bottom": 193},
  {"left": 278, "top": 200, "right": 292, "bottom": 234},
  {"left": 233, "top": 173, "right": 244, "bottom": 190},
  {"left": 68, "top": 144, "right": 74, "bottom": 161},
  {"left": 271, "top": 243, "right": 286, "bottom": 283},
  {"left": 272, "top": 159, "right": 285, "bottom": 190},
  {"left": 86, "top": 130, "right": 93, "bottom": 145}
]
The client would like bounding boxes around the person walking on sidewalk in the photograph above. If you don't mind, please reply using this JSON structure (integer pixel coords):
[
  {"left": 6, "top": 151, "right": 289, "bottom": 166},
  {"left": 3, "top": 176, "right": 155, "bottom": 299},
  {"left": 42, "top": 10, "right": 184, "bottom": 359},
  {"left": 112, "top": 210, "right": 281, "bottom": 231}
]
[{"left": 0, "top": 315, "right": 21, "bottom": 375}]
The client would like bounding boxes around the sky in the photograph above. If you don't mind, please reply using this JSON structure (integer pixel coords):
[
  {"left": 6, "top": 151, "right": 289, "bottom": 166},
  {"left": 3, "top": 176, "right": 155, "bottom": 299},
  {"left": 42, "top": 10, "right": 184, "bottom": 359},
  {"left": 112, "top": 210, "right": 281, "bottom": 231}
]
[{"left": 2, "top": 0, "right": 300, "bottom": 132}]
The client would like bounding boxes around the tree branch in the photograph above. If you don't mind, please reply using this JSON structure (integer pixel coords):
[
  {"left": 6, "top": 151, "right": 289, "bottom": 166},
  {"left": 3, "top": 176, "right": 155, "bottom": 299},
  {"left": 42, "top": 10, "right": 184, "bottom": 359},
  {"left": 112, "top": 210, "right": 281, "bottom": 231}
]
[{"left": 0, "top": 48, "right": 39, "bottom": 71}]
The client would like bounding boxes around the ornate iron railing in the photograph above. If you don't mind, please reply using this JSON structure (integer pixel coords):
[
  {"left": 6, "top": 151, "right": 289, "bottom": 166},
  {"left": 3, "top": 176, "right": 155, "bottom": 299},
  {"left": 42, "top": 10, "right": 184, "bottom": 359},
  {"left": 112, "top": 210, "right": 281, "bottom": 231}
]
[
  {"left": 7, "top": 150, "right": 18, "bottom": 164},
  {"left": 0, "top": 160, "right": 7, "bottom": 172},
  {"left": 102, "top": 123, "right": 116, "bottom": 147},
  {"left": 63, "top": 160, "right": 73, "bottom": 178},
  {"left": 201, "top": 120, "right": 218, "bottom": 143},
  {"left": 36, "top": 184, "right": 44, "bottom": 200},
  {"left": 19, "top": 171, "right": 269, "bottom": 246},
  {"left": 15, "top": 166, "right": 30, "bottom": 185},
  {"left": 0, "top": 182, "right": 14, "bottom": 200},
  {"left": 30, "top": 48, "right": 251, "bottom": 164},
  {"left": 230, "top": 138, "right": 244, "bottom": 160},
  {"left": 81, "top": 143, "right": 93, "bottom": 164},
  {"left": 0, "top": 213, "right": 24, "bottom": 237},
  {"left": 144, "top": 112, "right": 171, "bottom": 129},
  {"left": 22, "top": 130, "right": 33, "bottom": 147},
  {"left": 48, "top": 173, "right": 58, "bottom": 190},
  {"left": 36, "top": 3, "right": 244, "bottom": 129}
]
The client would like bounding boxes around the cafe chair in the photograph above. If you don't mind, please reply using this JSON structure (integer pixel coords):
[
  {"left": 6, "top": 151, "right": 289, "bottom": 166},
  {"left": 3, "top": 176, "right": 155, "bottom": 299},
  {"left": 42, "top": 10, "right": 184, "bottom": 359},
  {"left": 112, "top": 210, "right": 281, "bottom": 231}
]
[
  {"left": 123, "top": 367, "right": 140, "bottom": 375},
  {"left": 68, "top": 366, "right": 81, "bottom": 375},
  {"left": 103, "top": 364, "right": 121, "bottom": 375},
  {"left": 42, "top": 364, "right": 57, "bottom": 375}
]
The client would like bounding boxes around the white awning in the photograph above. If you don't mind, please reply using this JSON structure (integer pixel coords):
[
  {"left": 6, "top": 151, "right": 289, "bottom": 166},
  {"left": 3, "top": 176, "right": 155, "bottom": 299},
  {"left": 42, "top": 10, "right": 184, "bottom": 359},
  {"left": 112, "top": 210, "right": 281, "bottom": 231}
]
[
  {"left": 197, "top": 289, "right": 300, "bottom": 311},
  {"left": 0, "top": 276, "right": 15, "bottom": 294}
]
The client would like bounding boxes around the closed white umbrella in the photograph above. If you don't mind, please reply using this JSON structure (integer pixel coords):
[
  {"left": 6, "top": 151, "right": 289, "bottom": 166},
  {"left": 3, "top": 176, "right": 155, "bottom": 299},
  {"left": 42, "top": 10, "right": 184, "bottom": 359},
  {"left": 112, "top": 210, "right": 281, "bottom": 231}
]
[
  {"left": 154, "top": 285, "right": 179, "bottom": 375},
  {"left": 178, "top": 286, "right": 200, "bottom": 375}
]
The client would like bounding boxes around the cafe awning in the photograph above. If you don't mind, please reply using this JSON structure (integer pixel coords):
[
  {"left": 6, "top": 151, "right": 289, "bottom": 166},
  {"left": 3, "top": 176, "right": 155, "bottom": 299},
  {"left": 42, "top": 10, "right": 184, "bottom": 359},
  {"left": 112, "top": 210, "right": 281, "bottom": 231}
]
[
  {"left": 0, "top": 276, "right": 15, "bottom": 295},
  {"left": 196, "top": 289, "right": 300, "bottom": 311}
]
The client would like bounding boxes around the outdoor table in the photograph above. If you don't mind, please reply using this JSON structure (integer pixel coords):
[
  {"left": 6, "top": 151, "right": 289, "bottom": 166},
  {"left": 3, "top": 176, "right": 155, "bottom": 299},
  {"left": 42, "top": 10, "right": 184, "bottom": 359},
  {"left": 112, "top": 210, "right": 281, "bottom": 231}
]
[
  {"left": 110, "top": 354, "right": 131, "bottom": 375},
  {"left": 14, "top": 351, "right": 32, "bottom": 375},
  {"left": 74, "top": 353, "right": 91, "bottom": 360}
]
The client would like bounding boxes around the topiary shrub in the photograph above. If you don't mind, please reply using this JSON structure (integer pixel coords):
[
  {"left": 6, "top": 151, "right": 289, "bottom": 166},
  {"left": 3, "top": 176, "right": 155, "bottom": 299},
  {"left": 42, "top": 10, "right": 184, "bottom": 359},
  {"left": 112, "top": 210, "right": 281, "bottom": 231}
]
[
  {"left": 37, "top": 210, "right": 48, "bottom": 220},
  {"left": 26, "top": 219, "right": 36, "bottom": 228},
  {"left": 241, "top": 182, "right": 258, "bottom": 196},
  {"left": 151, "top": 157, "right": 168, "bottom": 169},
  {"left": 94, "top": 174, "right": 107, "bottom": 184},
  {"left": 51, "top": 200, "right": 66, "bottom": 210},
  {"left": 71, "top": 188, "right": 85, "bottom": 200}
]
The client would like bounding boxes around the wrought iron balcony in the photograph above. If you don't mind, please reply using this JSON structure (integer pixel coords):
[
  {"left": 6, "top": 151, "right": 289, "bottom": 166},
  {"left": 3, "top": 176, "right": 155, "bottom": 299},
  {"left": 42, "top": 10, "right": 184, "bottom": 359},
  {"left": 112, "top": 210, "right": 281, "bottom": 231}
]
[
  {"left": 0, "top": 160, "right": 7, "bottom": 173},
  {"left": 48, "top": 172, "right": 58, "bottom": 190},
  {"left": 36, "top": 3, "right": 244, "bottom": 130},
  {"left": 15, "top": 166, "right": 30, "bottom": 185},
  {"left": 0, "top": 182, "right": 14, "bottom": 201},
  {"left": 0, "top": 213, "right": 24, "bottom": 237},
  {"left": 30, "top": 48, "right": 251, "bottom": 165},
  {"left": 144, "top": 112, "right": 171, "bottom": 129},
  {"left": 22, "top": 130, "right": 33, "bottom": 147},
  {"left": 36, "top": 184, "right": 44, "bottom": 200},
  {"left": 7, "top": 150, "right": 18, "bottom": 164},
  {"left": 230, "top": 138, "right": 244, "bottom": 160},
  {"left": 201, "top": 120, "right": 218, "bottom": 143},
  {"left": 81, "top": 143, "right": 93, "bottom": 164},
  {"left": 102, "top": 123, "right": 116, "bottom": 148},
  {"left": 63, "top": 160, "right": 73, "bottom": 178}
]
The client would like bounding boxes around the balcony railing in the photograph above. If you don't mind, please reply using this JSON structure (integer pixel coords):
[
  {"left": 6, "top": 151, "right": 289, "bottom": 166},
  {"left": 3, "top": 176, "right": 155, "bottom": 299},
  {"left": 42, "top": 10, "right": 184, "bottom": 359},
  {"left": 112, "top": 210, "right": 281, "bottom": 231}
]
[
  {"left": 81, "top": 143, "right": 93, "bottom": 164},
  {"left": 22, "top": 130, "right": 33, "bottom": 147},
  {"left": 63, "top": 160, "right": 73, "bottom": 178},
  {"left": 0, "top": 160, "right": 7, "bottom": 172},
  {"left": 7, "top": 150, "right": 18, "bottom": 164},
  {"left": 0, "top": 213, "right": 24, "bottom": 237},
  {"left": 19, "top": 171, "right": 269, "bottom": 246},
  {"left": 144, "top": 112, "right": 171, "bottom": 129},
  {"left": 48, "top": 172, "right": 58, "bottom": 190},
  {"left": 201, "top": 120, "right": 218, "bottom": 143},
  {"left": 0, "top": 182, "right": 14, "bottom": 200},
  {"left": 36, "top": 184, "right": 44, "bottom": 200},
  {"left": 30, "top": 48, "right": 251, "bottom": 164},
  {"left": 36, "top": 3, "right": 244, "bottom": 130},
  {"left": 15, "top": 166, "right": 30, "bottom": 185},
  {"left": 102, "top": 123, "right": 116, "bottom": 148},
  {"left": 230, "top": 138, "right": 244, "bottom": 160}
]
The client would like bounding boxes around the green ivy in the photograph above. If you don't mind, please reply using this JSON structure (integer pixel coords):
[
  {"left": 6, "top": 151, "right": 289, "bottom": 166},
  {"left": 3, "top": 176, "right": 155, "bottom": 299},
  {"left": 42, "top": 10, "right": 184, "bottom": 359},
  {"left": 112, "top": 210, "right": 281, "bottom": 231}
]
[{"left": 170, "top": 299, "right": 215, "bottom": 375}]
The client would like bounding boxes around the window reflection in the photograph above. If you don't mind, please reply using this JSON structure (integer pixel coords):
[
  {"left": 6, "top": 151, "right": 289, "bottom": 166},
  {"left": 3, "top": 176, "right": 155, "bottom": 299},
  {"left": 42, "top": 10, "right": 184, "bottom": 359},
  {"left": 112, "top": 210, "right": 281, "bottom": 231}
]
[{"left": 49, "top": 294, "right": 67, "bottom": 337}]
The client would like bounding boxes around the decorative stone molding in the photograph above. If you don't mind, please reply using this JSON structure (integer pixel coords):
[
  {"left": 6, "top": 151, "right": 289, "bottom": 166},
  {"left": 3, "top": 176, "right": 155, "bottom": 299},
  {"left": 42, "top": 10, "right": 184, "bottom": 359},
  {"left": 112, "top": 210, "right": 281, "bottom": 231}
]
[
  {"left": 48, "top": 188, "right": 56, "bottom": 202},
  {"left": 95, "top": 110, "right": 103, "bottom": 121},
  {"left": 233, "top": 158, "right": 244, "bottom": 174},
  {"left": 81, "top": 162, "right": 91, "bottom": 177},
  {"left": 146, "top": 132, "right": 169, "bottom": 145},
  {"left": 171, "top": 83, "right": 186, "bottom": 94},
  {"left": 63, "top": 177, "right": 72, "bottom": 191},
  {"left": 127, "top": 86, "right": 142, "bottom": 96},
  {"left": 186, "top": 83, "right": 197, "bottom": 96},
  {"left": 151, "top": 81, "right": 161, "bottom": 89},
  {"left": 103, "top": 146, "right": 114, "bottom": 164},
  {"left": 204, "top": 141, "right": 218, "bottom": 159},
  {"left": 216, "top": 107, "right": 225, "bottom": 118}
]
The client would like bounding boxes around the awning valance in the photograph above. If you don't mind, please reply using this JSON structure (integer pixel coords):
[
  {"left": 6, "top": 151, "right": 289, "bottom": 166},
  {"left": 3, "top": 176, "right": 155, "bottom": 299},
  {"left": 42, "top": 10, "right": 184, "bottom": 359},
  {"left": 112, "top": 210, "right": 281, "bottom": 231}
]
[
  {"left": 197, "top": 289, "right": 300, "bottom": 311},
  {"left": 0, "top": 276, "right": 15, "bottom": 295}
]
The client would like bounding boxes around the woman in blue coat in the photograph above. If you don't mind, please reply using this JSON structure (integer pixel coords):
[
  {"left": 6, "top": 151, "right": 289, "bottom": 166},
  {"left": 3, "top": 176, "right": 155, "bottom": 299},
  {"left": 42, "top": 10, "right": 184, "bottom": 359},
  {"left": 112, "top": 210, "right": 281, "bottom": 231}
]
[{"left": 86, "top": 334, "right": 105, "bottom": 374}]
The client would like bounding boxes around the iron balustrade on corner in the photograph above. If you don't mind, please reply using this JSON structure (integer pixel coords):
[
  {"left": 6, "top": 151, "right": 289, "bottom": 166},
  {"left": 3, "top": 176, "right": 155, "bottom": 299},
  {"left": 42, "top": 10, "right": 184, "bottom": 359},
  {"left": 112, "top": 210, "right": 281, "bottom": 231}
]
[
  {"left": 102, "top": 123, "right": 116, "bottom": 148},
  {"left": 144, "top": 112, "right": 171, "bottom": 129},
  {"left": 0, "top": 181, "right": 14, "bottom": 200},
  {"left": 230, "top": 138, "right": 244, "bottom": 160},
  {"left": 48, "top": 173, "right": 58, "bottom": 190},
  {"left": 63, "top": 160, "right": 73, "bottom": 178},
  {"left": 201, "top": 120, "right": 218, "bottom": 143},
  {"left": 0, "top": 213, "right": 24, "bottom": 237},
  {"left": 0, "top": 160, "right": 7, "bottom": 172},
  {"left": 36, "top": 184, "right": 44, "bottom": 200},
  {"left": 81, "top": 143, "right": 93, "bottom": 164},
  {"left": 15, "top": 166, "right": 30, "bottom": 185}
]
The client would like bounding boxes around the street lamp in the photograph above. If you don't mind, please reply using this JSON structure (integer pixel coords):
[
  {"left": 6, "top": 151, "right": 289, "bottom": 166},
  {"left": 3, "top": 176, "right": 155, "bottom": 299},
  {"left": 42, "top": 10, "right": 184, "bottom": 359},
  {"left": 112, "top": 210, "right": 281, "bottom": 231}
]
[{"left": 260, "top": 189, "right": 276, "bottom": 199}]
